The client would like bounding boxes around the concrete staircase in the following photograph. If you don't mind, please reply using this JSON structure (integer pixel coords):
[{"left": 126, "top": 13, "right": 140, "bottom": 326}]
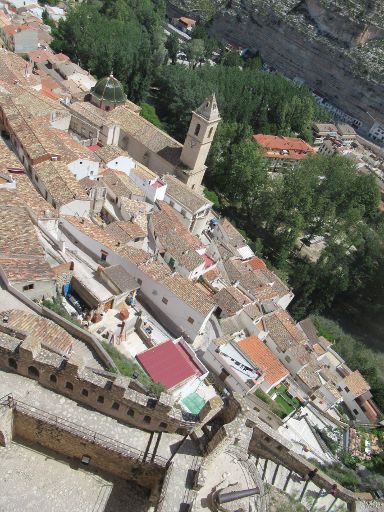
[
  {"left": 250, "top": 455, "right": 348, "bottom": 512},
  {"left": 71, "top": 338, "right": 104, "bottom": 370}
]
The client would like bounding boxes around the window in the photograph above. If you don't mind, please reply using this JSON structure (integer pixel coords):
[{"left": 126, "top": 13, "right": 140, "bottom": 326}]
[
  {"left": 127, "top": 408, "right": 134, "bottom": 417},
  {"left": 353, "top": 409, "right": 358, "bottom": 415},
  {"left": 137, "top": 278, "right": 142, "bottom": 285},
  {"left": 143, "top": 415, "right": 151, "bottom": 424},
  {"left": 82, "top": 389, "right": 88, "bottom": 397},
  {"left": 169, "top": 200, "right": 175, "bottom": 208},
  {"left": 65, "top": 382, "right": 73, "bottom": 390},
  {"left": 162, "top": 297, "right": 168, "bottom": 305},
  {"left": 285, "top": 356, "right": 291, "bottom": 363},
  {"left": 159, "top": 422, "right": 167, "bottom": 429},
  {"left": 97, "top": 395, "right": 104, "bottom": 403},
  {"left": 194, "top": 123, "right": 201, "bottom": 136},
  {"left": 100, "top": 251, "right": 108, "bottom": 262},
  {"left": 50, "top": 374, "right": 57, "bottom": 383},
  {"left": 22, "top": 284, "right": 34, "bottom": 291},
  {"left": 208, "top": 127, "right": 214, "bottom": 138},
  {"left": 8, "top": 358, "right": 17, "bottom": 369},
  {"left": 112, "top": 402, "right": 120, "bottom": 410},
  {"left": 181, "top": 209, "right": 186, "bottom": 217},
  {"left": 345, "top": 386, "right": 350, "bottom": 393},
  {"left": 187, "top": 317, "right": 194, "bottom": 324},
  {"left": 28, "top": 366, "right": 39, "bottom": 379},
  {"left": 337, "top": 386, "right": 342, "bottom": 392}
]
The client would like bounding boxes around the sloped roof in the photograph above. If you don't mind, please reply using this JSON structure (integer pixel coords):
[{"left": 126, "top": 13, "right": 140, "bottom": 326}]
[
  {"left": 213, "top": 286, "right": 250, "bottom": 317},
  {"left": 163, "top": 174, "right": 212, "bottom": 213},
  {"left": 0, "top": 309, "right": 73, "bottom": 355},
  {"left": 344, "top": 370, "right": 371, "bottom": 398},
  {"left": 263, "top": 309, "right": 307, "bottom": 352},
  {"left": 136, "top": 339, "right": 201, "bottom": 389},
  {"left": 237, "top": 335, "right": 289, "bottom": 387}
]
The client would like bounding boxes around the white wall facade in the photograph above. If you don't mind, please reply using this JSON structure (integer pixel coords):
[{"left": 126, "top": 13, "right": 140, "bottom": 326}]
[
  {"left": 59, "top": 199, "right": 91, "bottom": 218},
  {"left": 60, "top": 218, "right": 214, "bottom": 340},
  {"left": 67, "top": 158, "right": 99, "bottom": 181}
]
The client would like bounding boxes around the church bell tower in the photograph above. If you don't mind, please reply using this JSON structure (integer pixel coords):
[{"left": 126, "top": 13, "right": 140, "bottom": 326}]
[{"left": 180, "top": 94, "right": 221, "bottom": 189}]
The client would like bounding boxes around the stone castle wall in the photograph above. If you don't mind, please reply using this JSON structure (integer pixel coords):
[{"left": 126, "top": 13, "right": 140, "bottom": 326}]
[
  {"left": 13, "top": 410, "right": 165, "bottom": 489},
  {"left": 0, "top": 332, "right": 197, "bottom": 435}
]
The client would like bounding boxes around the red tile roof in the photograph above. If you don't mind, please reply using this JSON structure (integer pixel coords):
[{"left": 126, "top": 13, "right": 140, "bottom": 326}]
[
  {"left": 246, "top": 256, "right": 267, "bottom": 271},
  {"left": 237, "top": 335, "right": 289, "bottom": 387},
  {"left": 253, "top": 134, "right": 314, "bottom": 160},
  {"left": 136, "top": 340, "right": 201, "bottom": 389}
]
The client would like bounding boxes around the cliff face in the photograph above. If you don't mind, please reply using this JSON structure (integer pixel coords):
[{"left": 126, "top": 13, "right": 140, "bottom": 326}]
[{"left": 169, "top": 0, "right": 384, "bottom": 128}]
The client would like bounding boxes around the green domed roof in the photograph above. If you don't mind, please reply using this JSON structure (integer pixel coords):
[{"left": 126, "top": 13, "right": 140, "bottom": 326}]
[{"left": 91, "top": 74, "right": 127, "bottom": 104}]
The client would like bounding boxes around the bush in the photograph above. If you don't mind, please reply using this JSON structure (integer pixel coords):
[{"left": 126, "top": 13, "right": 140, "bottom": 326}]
[{"left": 42, "top": 296, "right": 81, "bottom": 326}]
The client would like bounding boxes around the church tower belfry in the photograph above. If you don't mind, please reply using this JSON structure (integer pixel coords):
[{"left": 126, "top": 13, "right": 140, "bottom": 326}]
[{"left": 180, "top": 94, "right": 221, "bottom": 189}]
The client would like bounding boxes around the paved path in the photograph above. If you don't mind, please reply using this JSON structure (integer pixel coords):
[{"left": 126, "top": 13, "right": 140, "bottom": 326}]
[
  {"left": 0, "top": 370, "right": 182, "bottom": 462},
  {"left": 0, "top": 441, "right": 149, "bottom": 512}
]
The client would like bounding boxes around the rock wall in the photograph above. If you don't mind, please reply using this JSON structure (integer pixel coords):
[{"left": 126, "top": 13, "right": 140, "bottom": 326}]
[{"left": 169, "top": 0, "right": 384, "bottom": 128}]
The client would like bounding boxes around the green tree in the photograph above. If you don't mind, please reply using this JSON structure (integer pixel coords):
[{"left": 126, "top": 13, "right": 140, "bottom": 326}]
[
  {"left": 165, "top": 32, "right": 179, "bottom": 64},
  {"left": 185, "top": 38, "right": 205, "bottom": 69},
  {"left": 139, "top": 102, "right": 162, "bottom": 128}
]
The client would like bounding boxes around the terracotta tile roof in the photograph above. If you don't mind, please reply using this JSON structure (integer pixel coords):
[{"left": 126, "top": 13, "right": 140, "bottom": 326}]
[
  {"left": 203, "top": 267, "right": 221, "bottom": 283},
  {"left": 69, "top": 101, "right": 113, "bottom": 129},
  {"left": 0, "top": 173, "right": 56, "bottom": 220},
  {"left": 63, "top": 215, "right": 149, "bottom": 265},
  {"left": 92, "top": 144, "right": 129, "bottom": 164},
  {"left": 220, "top": 218, "right": 246, "bottom": 247},
  {"left": 138, "top": 261, "right": 215, "bottom": 316},
  {"left": 344, "top": 370, "right": 370, "bottom": 398},
  {"left": 0, "top": 50, "right": 40, "bottom": 88},
  {"left": 0, "top": 205, "right": 54, "bottom": 283},
  {"left": 324, "top": 382, "right": 342, "bottom": 401},
  {"left": 163, "top": 174, "right": 212, "bottom": 214},
  {"left": 33, "top": 161, "right": 89, "bottom": 206},
  {"left": 253, "top": 134, "right": 314, "bottom": 160},
  {"left": 224, "top": 258, "right": 290, "bottom": 302},
  {"left": 296, "top": 363, "right": 322, "bottom": 390},
  {"left": 263, "top": 309, "right": 307, "bottom": 352},
  {"left": 62, "top": 215, "right": 122, "bottom": 250},
  {"left": 246, "top": 256, "right": 267, "bottom": 271},
  {"left": 285, "top": 343, "right": 314, "bottom": 366},
  {"left": 109, "top": 104, "right": 182, "bottom": 166},
  {"left": 298, "top": 318, "right": 319, "bottom": 345},
  {"left": 0, "top": 309, "right": 73, "bottom": 355},
  {"left": 101, "top": 169, "right": 144, "bottom": 199},
  {"left": 242, "top": 302, "right": 263, "bottom": 321},
  {"left": 152, "top": 205, "right": 204, "bottom": 272},
  {"left": 105, "top": 220, "right": 146, "bottom": 241},
  {"left": 156, "top": 200, "right": 200, "bottom": 248},
  {"left": 119, "top": 197, "right": 152, "bottom": 231},
  {"left": 0, "top": 136, "right": 23, "bottom": 171},
  {"left": 27, "top": 48, "right": 53, "bottom": 63},
  {"left": 213, "top": 286, "right": 250, "bottom": 317},
  {"left": 237, "top": 335, "right": 289, "bottom": 387},
  {"left": 312, "top": 343, "right": 326, "bottom": 356},
  {"left": 133, "top": 163, "right": 158, "bottom": 181},
  {"left": 102, "top": 264, "right": 138, "bottom": 293}
]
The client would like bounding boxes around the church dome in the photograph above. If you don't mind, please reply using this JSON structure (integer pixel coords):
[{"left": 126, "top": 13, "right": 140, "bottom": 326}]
[{"left": 90, "top": 74, "right": 127, "bottom": 105}]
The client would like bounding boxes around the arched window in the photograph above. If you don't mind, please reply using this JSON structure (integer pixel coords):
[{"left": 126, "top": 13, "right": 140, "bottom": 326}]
[
  {"left": 8, "top": 358, "right": 17, "bottom": 369},
  {"left": 208, "top": 127, "right": 214, "bottom": 138},
  {"left": 28, "top": 366, "right": 39, "bottom": 379},
  {"left": 194, "top": 123, "right": 201, "bottom": 136},
  {"left": 50, "top": 374, "right": 57, "bottom": 383},
  {"left": 143, "top": 415, "right": 151, "bottom": 424},
  {"left": 65, "top": 381, "right": 73, "bottom": 391}
]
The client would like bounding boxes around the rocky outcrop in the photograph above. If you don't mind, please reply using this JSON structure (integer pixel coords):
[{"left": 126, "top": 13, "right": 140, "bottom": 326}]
[{"left": 169, "top": 0, "right": 384, "bottom": 128}]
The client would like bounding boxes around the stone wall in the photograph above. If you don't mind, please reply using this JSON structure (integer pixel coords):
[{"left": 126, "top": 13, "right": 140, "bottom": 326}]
[
  {"left": 13, "top": 410, "right": 164, "bottom": 489},
  {"left": 0, "top": 334, "right": 197, "bottom": 435}
]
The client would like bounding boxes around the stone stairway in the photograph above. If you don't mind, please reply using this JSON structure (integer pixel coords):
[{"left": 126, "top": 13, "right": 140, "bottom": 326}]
[
  {"left": 71, "top": 337, "right": 104, "bottom": 370},
  {"left": 250, "top": 455, "right": 347, "bottom": 512}
]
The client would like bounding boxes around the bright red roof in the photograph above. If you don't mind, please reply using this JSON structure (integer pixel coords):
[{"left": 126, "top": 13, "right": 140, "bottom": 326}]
[
  {"left": 253, "top": 134, "right": 314, "bottom": 160},
  {"left": 136, "top": 340, "right": 201, "bottom": 389}
]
